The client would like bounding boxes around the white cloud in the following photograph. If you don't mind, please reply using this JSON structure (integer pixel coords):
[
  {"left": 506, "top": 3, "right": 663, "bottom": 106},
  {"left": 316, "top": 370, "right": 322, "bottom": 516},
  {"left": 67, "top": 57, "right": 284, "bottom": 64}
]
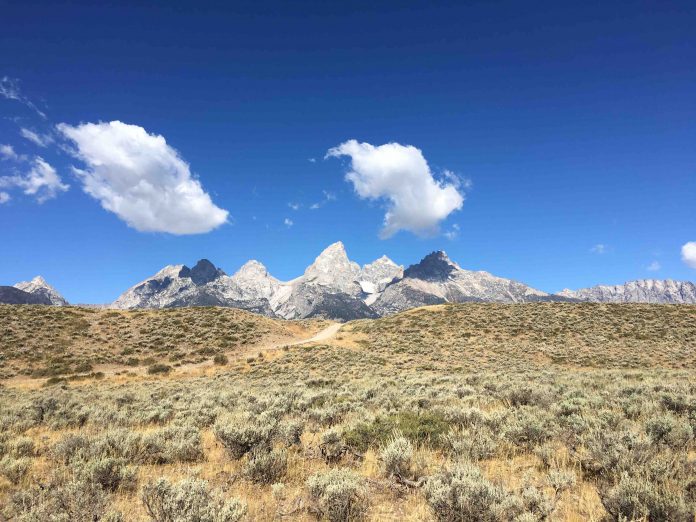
[
  {"left": 326, "top": 140, "right": 464, "bottom": 238},
  {"left": 57, "top": 121, "right": 229, "bottom": 235},
  {"left": 0, "top": 76, "right": 46, "bottom": 118},
  {"left": 0, "top": 192, "right": 10, "bottom": 204},
  {"left": 0, "top": 157, "right": 68, "bottom": 203},
  {"left": 0, "top": 144, "right": 18, "bottom": 160},
  {"left": 590, "top": 244, "right": 607, "bottom": 254},
  {"left": 288, "top": 202, "right": 300, "bottom": 211},
  {"left": 646, "top": 261, "right": 661, "bottom": 272},
  {"left": 444, "top": 223, "right": 460, "bottom": 240},
  {"left": 682, "top": 242, "right": 696, "bottom": 269},
  {"left": 20, "top": 128, "right": 53, "bottom": 147},
  {"left": 308, "top": 158, "right": 316, "bottom": 163},
  {"left": 284, "top": 217, "right": 293, "bottom": 227},
  {"left": 309, "top": 190, "right": 336, "bottom": 210}
]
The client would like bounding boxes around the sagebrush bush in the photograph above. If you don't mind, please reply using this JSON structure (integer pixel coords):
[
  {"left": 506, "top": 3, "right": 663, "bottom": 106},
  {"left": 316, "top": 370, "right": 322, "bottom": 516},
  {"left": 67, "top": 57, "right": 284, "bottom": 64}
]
[
  {"left": 600, "top": 473, "right": 692, "bottom": 522},
  {"left": 9, "top": 474, "right": 116, "bottom": 522},
  {"left": 444, "top": 427, "right": 498, "bottom": 461},
  {"left": 77, "top": 457, "right": 137, "bottom": 492},
  {"left": 307, "top": 468, "right": 369, "bottom": 522},
  {"left": 645, "top": 414, "right": 693, "bottom": 449},
  {"left": 243, "top": 448, "right": 288, "bottom": 484},
  {"left": 141, "top": 478, "right": 246, "bottom": 522},
  {"left": 380, "top": 433, "right": 414, "bottom": 478},
  {"left": 0, "top": 455, "right": 31, "bottom": 484},
  {"left": 424, "top": 463, "right": 520, "bottom": 521},
  {"left": 214, "top": 414, "right": 275, "bottom": 459}
]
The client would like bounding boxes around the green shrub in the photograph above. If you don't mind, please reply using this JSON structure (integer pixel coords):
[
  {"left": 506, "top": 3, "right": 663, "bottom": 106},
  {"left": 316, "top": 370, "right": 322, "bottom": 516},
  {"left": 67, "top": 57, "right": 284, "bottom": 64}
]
[
  {"left": 307, "top": 468, "right": 369, "bottom": 522},
  {"left": 343, "top": 411, "right": 450, "bottom": 452}
]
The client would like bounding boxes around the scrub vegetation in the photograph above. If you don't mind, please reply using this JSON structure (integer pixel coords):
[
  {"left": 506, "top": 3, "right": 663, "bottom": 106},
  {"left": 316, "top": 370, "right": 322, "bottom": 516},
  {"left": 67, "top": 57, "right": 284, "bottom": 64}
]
[{"left": 0, "top": 303, "right": 694, "bottom": 520}]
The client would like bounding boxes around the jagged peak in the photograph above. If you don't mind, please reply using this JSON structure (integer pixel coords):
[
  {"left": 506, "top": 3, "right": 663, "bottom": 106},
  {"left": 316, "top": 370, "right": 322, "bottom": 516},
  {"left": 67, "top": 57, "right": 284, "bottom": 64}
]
[
  {"left": 404, "top": 250, "right": 460, "bottom": 281},
  {"left": 316, "top": 241, "right": 347, "bottom": 258},
  {"left": 15, "top": 275, "right": 56, "bottom": 291},
  {"left": 178, "top": 259, "right": 226, "bottom": 285}
]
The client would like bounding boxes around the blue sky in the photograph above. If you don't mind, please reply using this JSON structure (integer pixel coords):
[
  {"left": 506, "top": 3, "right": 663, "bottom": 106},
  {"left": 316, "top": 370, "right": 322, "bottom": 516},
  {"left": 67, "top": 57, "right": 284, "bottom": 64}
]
[{"left": 1, "top": 0, "right": 695, "bottom": 303}]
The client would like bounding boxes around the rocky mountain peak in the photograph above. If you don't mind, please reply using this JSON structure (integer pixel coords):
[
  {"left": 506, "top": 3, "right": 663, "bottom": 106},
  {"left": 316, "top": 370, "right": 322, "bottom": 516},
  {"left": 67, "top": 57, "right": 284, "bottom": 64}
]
[
  {"left": 315, "top": 241, "right": 348, "bottom": 260},
  {"left": 13, "top": 276, "right": 68, "bottom": 306},
  {"left": 31, "top": 275, "right": 48, "bottom": 286},
  {"left": 234, "top": 260, "right": 270, "bottom": 278},
  {"left": 404, "top": 251, "right": 458, "bottom": 281},
  {"left": 304, "top": 241, "right": 360, "bottom": 287},
  {"left": 178, "top": 259, "right": 225, "bottom": 285}
]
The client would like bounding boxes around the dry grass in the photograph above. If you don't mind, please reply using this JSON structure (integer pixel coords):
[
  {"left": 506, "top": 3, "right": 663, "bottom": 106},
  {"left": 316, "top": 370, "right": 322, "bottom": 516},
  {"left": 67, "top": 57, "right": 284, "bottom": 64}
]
[{"left": 1, "top": 303, "right": 694, "bottom": 521}]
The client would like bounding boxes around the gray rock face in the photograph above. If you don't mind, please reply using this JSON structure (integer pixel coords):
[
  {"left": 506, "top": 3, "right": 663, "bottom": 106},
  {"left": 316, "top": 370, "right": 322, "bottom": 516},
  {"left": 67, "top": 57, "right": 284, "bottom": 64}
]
[
  {"left": 556, "top": 280, "right": 696, "bottom": 304},
  {"left": 0, "top": 286, "right": 53, "bottom": 305},
  {"left": 13, "top": 276, "right": 68, "bottom": 306},
  {"left": 372, "top": 251, "right": 549, "bottom": 316},
  {"left": 110, "top": 244, "right": 695, "bottom": 320}
]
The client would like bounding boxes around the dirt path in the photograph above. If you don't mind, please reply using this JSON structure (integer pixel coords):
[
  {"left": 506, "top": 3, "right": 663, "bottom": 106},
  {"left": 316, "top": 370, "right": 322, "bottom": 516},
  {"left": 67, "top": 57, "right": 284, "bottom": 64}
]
[
  {"left": 2, "top": 322, "right": 345, "bottom": 390},
  {"left": 283, "top": 322, "right": 343, "bottom": 347}
]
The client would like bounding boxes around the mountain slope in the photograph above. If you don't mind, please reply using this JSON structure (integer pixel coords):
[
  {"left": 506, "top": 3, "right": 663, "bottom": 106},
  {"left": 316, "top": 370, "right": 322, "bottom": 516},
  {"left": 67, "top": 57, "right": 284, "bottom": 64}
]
[
  {"left": 13, "top": 276, "right": 68, "bottom": 306},
  {"left": 110, "top": 244, "right": 694, "bottom": 319},
  {"left": 0, "top": 286, "right": 53, "bottom": 305},
  {"left": 372, "top": 251, "right": 549, "bottom": 315},
  {"left": 557, "top": 279, "right": 696, "bottom": 304}
]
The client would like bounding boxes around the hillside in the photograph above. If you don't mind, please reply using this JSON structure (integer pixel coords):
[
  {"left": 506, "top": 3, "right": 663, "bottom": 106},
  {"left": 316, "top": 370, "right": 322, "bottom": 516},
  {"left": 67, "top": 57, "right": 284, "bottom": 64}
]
[
  {"left": 0, "top": 304, "right": 328, "bottom": 380},
  {"left": 0, "top": 303, "right": 694, "bottom": 521}
]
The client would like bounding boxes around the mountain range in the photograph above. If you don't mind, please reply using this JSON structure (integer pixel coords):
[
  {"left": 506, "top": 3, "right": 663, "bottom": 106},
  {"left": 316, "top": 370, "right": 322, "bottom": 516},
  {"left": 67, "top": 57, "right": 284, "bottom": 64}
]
[{"left": 2, "top": 242, "right": 695, "bottom": 317}]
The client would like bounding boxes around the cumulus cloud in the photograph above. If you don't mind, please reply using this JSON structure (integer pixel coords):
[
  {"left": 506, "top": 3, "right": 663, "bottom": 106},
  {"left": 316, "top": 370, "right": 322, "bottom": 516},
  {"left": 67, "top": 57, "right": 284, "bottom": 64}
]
[
  {"left": 20, "top": 128, "right": 53, "bottom": 147},
  {"left": 0, "top": 192, "right": 10, "bottom": 204},
  {"left": 682, "top": 242, "right": 696, "bottom": 269},
  {"left": 284, "top": 217, "right": 294, "bottom": 227},
  {"left": 57, "top": 121, "right": 229, "bottom": 234},
  {"left": 326, "top": 140, "right": 464, "bottom": 238},
  {"left": 0, "top": 157, "right": 68, "bottom": 202},
  {"left": 288, "top": 202, "right": 300, "bottom": 211}
]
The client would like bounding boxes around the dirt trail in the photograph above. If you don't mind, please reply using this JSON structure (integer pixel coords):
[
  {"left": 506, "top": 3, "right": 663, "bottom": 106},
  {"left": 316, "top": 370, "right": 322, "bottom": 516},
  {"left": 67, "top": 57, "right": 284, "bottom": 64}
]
[
  {"left": 2, "top": 322, "right": 345, "bottom": 389},
  {"left": 283, "top": 322, "right": 343, "bottom": 347}
]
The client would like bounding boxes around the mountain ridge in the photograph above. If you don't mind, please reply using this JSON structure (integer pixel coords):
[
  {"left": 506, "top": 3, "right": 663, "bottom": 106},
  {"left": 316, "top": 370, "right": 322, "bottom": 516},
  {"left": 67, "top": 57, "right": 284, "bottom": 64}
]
[{"left": 3, "top": 246, "right": 694, "bottom": 314}]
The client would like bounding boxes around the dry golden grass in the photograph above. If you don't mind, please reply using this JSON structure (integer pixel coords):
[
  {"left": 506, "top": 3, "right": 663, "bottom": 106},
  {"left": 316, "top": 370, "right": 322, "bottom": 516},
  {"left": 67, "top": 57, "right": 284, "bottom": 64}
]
[
  {"left": 0, "top": 304, "right": 328, "bottom": 381},
  {"left": 0, "top": 303, "right": 694, "bottom": 521}
]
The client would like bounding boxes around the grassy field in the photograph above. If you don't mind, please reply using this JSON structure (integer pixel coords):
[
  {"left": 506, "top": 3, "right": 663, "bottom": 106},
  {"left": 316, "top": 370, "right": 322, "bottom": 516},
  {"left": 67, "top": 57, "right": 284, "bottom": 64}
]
[{"left": 0, "top": 303, "right": 694, "bottom": 521}]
